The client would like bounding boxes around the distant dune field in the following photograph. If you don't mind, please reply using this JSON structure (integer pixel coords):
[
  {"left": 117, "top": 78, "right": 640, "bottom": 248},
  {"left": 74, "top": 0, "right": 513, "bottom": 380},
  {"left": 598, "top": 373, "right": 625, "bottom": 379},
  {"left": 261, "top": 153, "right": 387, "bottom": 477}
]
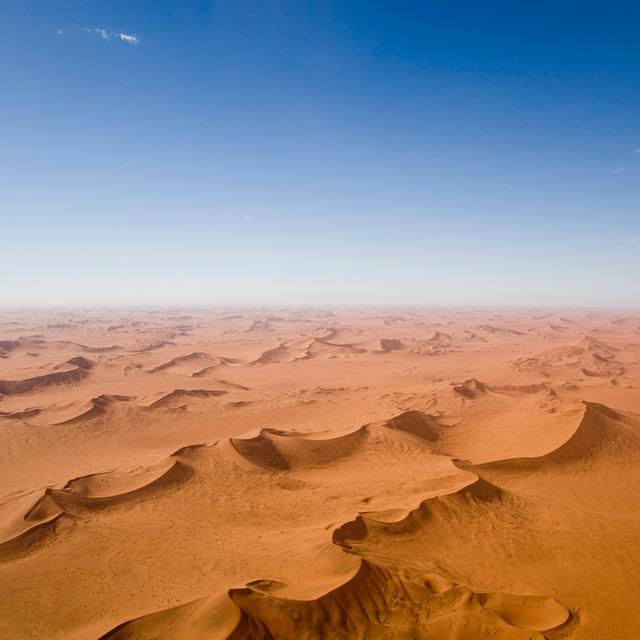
[{"left": 1, "top": 307, "right": 639, "bottom": 639}]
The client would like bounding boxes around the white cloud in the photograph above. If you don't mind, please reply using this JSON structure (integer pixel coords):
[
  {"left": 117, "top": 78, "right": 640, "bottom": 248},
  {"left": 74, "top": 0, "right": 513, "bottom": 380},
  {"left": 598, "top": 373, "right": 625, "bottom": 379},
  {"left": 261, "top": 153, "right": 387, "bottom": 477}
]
[
  {"left": 83, "top": 27, "right": 139, "bottom": 45},
  {"left": 633, "top": 148, "right": 640, "bottom": 155},
  {"left": 242, "top": 215, "right": 253, "bottom": 220},
  {"left": 118, "top": 33, "right": 139, "bottom": 45},
  {"left": 610, "top": 166, "right": 630, "bottom": 174}
]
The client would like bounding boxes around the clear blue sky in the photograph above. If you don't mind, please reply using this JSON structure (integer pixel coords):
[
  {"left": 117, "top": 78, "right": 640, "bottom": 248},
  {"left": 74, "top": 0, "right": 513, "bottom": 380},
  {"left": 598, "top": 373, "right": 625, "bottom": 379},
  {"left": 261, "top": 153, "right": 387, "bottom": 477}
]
[{"left": 1, "top": 1, "right": 638, "bottom": 306}]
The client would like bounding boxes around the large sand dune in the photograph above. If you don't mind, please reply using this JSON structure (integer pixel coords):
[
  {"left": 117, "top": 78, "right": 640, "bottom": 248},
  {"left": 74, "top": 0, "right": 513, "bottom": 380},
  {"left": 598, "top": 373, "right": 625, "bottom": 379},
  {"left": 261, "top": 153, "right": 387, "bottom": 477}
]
[{"left": 1, "top": 308, "right": 639, "bottom": 639}]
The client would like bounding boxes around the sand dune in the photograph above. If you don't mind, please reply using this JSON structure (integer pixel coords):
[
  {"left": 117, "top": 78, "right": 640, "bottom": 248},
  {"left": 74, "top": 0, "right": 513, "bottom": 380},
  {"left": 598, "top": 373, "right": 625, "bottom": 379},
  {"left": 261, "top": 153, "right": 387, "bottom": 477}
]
[
  {"left": 96, "top": 402, "right": 587, "bottom": 640},
  {"left": 378, "top": 337, "right": 404, "bottom": 351},
  {"left": 0, "top": 362, "right": 90, "bottom": 395},
  {"left": 251, "top": 342, "right": 304, "bottom": 364},
  {"left": 472, "top": 323, "right": 525, "bottom": 336},
  {"left": 428, "top": 330, "right": 452, "bottom": 344},
  {"left": 1, "top": 308, "right": 639, "bottom": 639},
  {"left": 0, "top": 492, "right": 64, "bottom": 561},
  {"left": 0, "top": 338, "right": 35, "bottom": 353},
  {"left": 145, "top": 388, "right": 229, "bottom": 409},
  {"left": 150, "top": 352, "right": 237, "bottom": 374},
  {"left": 130, "top": 340, "right": 174, "bottom": 352},
  {"left": 50, "top": 457, "right": 191, "bottom": 509},
  {"left": 0, "top": 455, "right": 191, "bottom": 560},
  {"left": 513, "top": 336, "right": 626, "bottom": 377},
  {"left": 100, "top": 559, "right": 569, "bottom": 640},
  {"left": 466, "top": 402, "right": 640, "bottom": 477},
  {"left": 452, "top": 378, "right": 556, "bottom": 400},
  {"left": 53, "top": 394, "right": 133, "bottom": 424},
  {"left": 251, "top": 333, "right": 407, "bottom": 365},
  {"left": 382, "top": 409, "right": 444, "bottom": 442},
  {"left": 78, "top": 343, "right": 121, "bottom": 354},
  {"left": 230, "top": 425, "right": 369, "bottom": 470},
  {"left": 0, "top": 393, "right": 133, "bottom": 426}
]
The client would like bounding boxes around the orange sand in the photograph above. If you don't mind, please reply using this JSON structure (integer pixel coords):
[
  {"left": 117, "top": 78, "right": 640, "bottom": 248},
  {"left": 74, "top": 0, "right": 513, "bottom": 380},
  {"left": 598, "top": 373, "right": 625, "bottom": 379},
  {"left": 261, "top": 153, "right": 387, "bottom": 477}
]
[{"left": 1, "top": 307, "right": 639, "bottom": 639}]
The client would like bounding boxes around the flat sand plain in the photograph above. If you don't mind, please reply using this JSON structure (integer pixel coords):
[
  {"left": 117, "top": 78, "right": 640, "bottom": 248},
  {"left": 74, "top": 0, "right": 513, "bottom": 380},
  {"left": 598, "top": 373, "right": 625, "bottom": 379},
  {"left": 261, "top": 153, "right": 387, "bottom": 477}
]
[{"left": 1, "top": 307, "right": 639, "bottom": 639}]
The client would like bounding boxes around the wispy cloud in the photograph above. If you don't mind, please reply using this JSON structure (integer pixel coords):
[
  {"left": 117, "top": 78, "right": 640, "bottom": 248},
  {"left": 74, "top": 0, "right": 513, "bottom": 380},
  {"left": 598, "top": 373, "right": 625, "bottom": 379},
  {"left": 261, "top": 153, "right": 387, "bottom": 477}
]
[
  {"left": 633, "top": 148, "right": 640, "bottom": 155},
  {"left": 623, "top": 234, "right": 640, "bottom": 243},
  {"left": 610, "top": 166, "right": 631, "bottom": 174},
  {"left": 83, "top": 27, "right": 140, "bottom": 45},
  {"left": 118, "top": 33, "right": 139, "bottom": 45}
]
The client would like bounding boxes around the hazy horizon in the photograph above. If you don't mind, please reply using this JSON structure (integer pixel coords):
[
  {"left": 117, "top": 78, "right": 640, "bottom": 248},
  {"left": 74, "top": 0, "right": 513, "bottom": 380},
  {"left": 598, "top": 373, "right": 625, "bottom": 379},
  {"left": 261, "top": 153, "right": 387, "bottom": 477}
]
[
  {"left": 2, "top": 1, "right": 639, "bottom": 306},
  {"left": 1, "top": 303, "right": 639, "bottom": 313}
]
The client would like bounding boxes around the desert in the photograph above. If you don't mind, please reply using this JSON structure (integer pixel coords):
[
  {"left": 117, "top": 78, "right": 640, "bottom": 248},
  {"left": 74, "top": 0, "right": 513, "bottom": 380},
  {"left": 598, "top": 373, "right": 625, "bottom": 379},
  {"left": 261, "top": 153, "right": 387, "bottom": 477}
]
[{"left": 1, "top": 307, "right": 639, "bottom": 639}]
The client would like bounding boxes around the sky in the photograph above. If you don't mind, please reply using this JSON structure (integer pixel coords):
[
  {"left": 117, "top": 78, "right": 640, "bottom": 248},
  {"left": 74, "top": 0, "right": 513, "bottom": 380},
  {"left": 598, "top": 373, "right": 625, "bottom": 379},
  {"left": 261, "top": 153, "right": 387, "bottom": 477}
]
[{"left": 1, "top": 1, "right": 638, "bottom": 307}]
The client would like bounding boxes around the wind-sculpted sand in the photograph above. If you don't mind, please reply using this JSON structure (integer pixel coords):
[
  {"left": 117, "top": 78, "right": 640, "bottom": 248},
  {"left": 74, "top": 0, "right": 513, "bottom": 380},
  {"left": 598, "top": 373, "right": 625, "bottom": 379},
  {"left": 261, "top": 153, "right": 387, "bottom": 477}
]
[{"left": 0, "top": 308, "right": 639, "bottom": 639}]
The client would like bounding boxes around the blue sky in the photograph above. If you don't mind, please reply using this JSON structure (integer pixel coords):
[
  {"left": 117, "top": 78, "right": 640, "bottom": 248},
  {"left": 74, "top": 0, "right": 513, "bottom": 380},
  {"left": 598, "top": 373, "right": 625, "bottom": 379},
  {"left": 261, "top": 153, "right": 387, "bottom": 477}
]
[{"left": 1, "top": 1, "right": 638, "bottom": 306}]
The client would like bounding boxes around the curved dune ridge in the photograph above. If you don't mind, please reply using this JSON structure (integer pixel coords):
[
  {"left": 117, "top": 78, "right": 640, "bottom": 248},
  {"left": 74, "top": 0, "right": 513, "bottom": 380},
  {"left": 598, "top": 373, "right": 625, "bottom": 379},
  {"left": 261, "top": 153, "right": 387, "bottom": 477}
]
[
  {"left": 145, "top": 388, "right": 229, "bottom": 409},
  {"left": 130, "top": 340, "right": 175, "bottom": 353},
  {"left": 472, "top": 324, "right": 525, "bottom": 336},
  {"left": 0, "top": 394, "right": 132, "bottom": 426},
  {"left": 335, "top": 402, "right": 640, "bottom": 546},
  {"left": 93, "top": 404, "right": 633, "bottom": 639},
  {"left": 150, "top": 352, "right": 238, "bottom": 374},
  {"left": 98, "top": 559, "right": 569, "bottom": 640},
  {"left": 250, "top": 342, "right": 302, "bottom": 365},
  {"left": 382, "top": 409, "right": 444, "bottom": 443},
  {"left": 49, "top": 458, "right": 191, "bottom": 508},
  {"left": 225, "top": 560, "right": 569, "bottom": 639},
  {"left": 250, "top": 343, "right": 297, "bottom": 365},
  {"left": 0, "top": 456, "right": 192, "bottom": 560},
  {"left": 0, "top": 358, "right": 92, "bottom": 396},
  {"left": 191, "top": 364, "right": 244, "bottom": 378},
  {"left": 0, "top": 336, "right": 120, "bottom": 357},
  {"left": 452, "top": 378, "right": 557, "bottom": 400},
  {"left": 229, "top": 409, "right": 451, "bottom": 472},
  {"left": 53, "top": 394, "right": 133, "bottom": 425},
  {"left": 326, "top": 404, "right": 640, "bottom": 637},
  {"left": 311, "top": 335, "right": 367, "bottom": 354},
  {"left": 1, "top": 385, "right": 245, "bottom": 425},
  {"left": 230, "top": 425, "right": 370, "bottom": 471},
  {"left": 333, "top": 476, "right": 506, "bottom": 544},
  {"left": 466, "top": 401, "right": 640, "bottom": 474},
  {"left": 0, "top": 492, "right": 64, "bottom": 561},
  {"left": 78, "top": 344, "right": 121, "bottom": 353}
]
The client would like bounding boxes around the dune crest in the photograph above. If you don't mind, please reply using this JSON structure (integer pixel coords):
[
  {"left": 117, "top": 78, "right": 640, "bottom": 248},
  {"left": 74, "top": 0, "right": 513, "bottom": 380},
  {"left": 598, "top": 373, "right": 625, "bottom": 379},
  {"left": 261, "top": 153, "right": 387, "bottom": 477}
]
[
  {"left": 0, "top": 454, "right": 192, "bottom": 559},
  {"left": 0, "top": 363, "right": 90, "bottom": 396},
  {"left": 100, "top": 559, "right": 570, "bottom": 640}
]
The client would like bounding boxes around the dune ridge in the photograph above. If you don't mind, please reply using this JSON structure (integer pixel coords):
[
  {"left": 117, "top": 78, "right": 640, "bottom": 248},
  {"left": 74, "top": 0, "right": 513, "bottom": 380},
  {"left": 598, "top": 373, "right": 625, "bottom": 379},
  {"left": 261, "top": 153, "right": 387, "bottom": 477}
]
[
  {"left": 95, "top": 402, "right": 620, "bottom": 639},
  {"left": 0, "top": 455, "right": 192, "bottom": 560},
  {"left": 0, "top": 364, "right": 90, "bottom": 396},
  {"left": 145, "top": 388, "right": 229, "bottom": 409}
]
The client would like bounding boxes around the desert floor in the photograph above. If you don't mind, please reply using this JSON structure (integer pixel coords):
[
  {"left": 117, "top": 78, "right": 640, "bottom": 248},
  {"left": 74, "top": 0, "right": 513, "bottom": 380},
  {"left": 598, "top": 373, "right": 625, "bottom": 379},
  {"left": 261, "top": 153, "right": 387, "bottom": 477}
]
[{"left": 1, "top": 307, "right": 639, "bottom": 639}]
